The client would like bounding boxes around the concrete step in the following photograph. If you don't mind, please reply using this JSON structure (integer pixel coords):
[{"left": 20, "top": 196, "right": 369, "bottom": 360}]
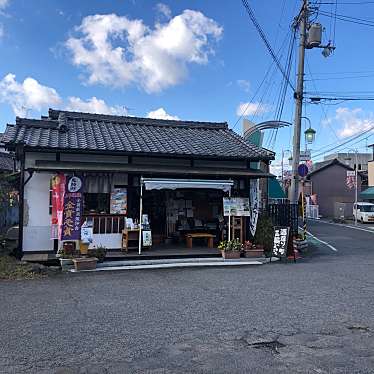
[{"left": 70, "top": 257, "right": 278, "bottom": 273}]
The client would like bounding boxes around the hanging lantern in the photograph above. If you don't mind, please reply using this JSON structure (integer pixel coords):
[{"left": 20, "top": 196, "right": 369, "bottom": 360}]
[{"left": 304, "top": 127, "right": 316, "bottom": 144}]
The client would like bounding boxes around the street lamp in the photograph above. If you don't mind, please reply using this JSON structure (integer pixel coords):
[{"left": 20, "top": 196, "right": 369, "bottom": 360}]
[
  {"left": 301, "top": 116, "right": 316, "bottom": 147},
  {"left": 345, "top": 149, "right": 359, "bottom": 226},
  {"left": 305, "top": 127, "right": 316, "bottom": 144}
]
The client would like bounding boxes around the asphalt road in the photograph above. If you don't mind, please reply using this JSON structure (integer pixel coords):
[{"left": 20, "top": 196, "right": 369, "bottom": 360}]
[{"left": 1, "top": 220, "right": 374, "bottom": 374}]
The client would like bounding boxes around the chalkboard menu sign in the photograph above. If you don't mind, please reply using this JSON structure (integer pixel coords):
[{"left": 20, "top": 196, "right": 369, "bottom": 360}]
[{"left": 272, "top": 226, "right": 290, "bottom": 258}]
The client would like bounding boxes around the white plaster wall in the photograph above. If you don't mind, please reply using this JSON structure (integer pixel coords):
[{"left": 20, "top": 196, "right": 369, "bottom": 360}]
[
  {"left": 25, "top": 152, "right": 56, "bottom": 168},
  {"left": 90, "top": 234, "right": 122, "bottom": 250},
  {"left": 23, "top": 172, "right": 53, "bottom": 252}
]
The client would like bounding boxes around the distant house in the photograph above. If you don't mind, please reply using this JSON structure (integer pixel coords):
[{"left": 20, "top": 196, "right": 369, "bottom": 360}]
[
  {"left": 0, "top": 133, "right": 14, "bottom": 173},
  {"left": 307, "top": 159, "right": 363, "bottom": 218}
]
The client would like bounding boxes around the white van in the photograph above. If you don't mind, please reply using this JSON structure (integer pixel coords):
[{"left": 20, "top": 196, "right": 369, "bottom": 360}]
[{"left": 353, "top": 202, "right": 374, "bottom": 223}]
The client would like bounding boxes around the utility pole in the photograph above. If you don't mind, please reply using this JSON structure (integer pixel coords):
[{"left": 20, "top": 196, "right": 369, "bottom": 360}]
[{"left": 290, "top": 0, "right": 308, "bottom": 204}]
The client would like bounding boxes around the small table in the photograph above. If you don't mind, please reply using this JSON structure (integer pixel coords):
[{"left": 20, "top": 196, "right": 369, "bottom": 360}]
[{"left": 186, "top": 233, "right": 215, "bottom": 249}]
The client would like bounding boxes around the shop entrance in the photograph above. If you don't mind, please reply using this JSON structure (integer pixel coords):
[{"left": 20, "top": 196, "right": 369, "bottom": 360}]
[
  {"left": 138, "top": 178, "right": 234, "bottom": 254},
  {"left": 142, "top": 188, "right": 225, "bottom": 251}
]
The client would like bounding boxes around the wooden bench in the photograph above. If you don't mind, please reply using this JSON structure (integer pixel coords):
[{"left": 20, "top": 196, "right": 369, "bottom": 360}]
[{"left": 186, "top": 233, "right": 215, "bottom": 249}]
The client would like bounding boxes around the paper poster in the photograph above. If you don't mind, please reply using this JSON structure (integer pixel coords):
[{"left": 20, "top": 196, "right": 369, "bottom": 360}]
[
  {"left": 142, "top": 230, "right": 152, "bottom": 246},
  {"left": 110, "top": 188, "right": 127, "bottom": 214},
  {"left": 81, "top": 218, "right": 93, "bottom": 244},
  {"left": 223, "top": 197, "right": 250, "bottom": 216}
]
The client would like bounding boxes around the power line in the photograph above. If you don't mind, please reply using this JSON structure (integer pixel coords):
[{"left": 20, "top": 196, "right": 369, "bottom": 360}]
[
  {"left": 314, "top": 1, "right": 374, "bottom": 4},
  {"left": 305, "top": 73, "right": 374, "bottom": 80},
  {"left": 312, "top": 125, "right": 374, "bottom": 159},
  {"left": 319, "top": 10, "right": 374, "bottom": 27},
  {"left": 241, "top": 0, "right": 295, "bottom": 91},
  {"left": 232, "top": 27, "right": 293, "bottom": 131},
  {"left": 305, "top": 57, "right": 339, "bottom": 140}
]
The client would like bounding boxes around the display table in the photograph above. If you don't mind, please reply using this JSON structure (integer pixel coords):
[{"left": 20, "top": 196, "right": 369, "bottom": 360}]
[
  {"left": 121, "top": 229, "right": 140, "bottom": 252},
  {"left": 186, "top": 233, "right": 215, "bottom": 249}
]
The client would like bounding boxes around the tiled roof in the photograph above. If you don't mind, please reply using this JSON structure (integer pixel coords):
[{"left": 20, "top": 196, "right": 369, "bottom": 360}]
[
  {"left": 2, "top": 109, "right": 274, "bottom": 160},
  {"left": 0, "top": 152, "right": 13, "bottom": 171}
]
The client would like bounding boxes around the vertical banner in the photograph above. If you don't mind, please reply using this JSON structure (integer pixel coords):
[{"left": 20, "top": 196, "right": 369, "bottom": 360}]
[
  {"left": 249, "top": 179, "right": 260, "bottom": 236},
  {"left": 61, "top": 176, "right": 84, "bottom": 241},
  {"left": 51, "top": 173, "right": 66, "bottom": 239}
]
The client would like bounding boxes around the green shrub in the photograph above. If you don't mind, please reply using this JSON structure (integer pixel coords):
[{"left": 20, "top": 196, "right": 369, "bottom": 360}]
[{"left": 254, "top": 215, "right": 274, "bottom": 255}]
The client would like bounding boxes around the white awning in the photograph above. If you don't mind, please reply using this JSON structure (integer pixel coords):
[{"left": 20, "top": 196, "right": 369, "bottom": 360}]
[{"left": 141, "top": 178, "right": 233, "bottom": 192}]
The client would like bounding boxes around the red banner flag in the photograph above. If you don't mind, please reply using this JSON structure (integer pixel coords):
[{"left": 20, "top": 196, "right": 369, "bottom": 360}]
[{"left": 51, "top": 174, "right": 66, "bottom": 240}]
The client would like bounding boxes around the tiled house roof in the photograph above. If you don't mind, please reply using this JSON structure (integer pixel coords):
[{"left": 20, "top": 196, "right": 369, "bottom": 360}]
[
  {"left": 0, "top": 153, "right": 14, "bottom": 172},
  {"left": 2, "top": 109, "right": 275, "bottom": 160}
]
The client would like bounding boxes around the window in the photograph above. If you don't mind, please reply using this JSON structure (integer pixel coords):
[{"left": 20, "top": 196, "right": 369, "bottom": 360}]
[{"left": 84, "top": 193, "right": 110, "bottom": 214}]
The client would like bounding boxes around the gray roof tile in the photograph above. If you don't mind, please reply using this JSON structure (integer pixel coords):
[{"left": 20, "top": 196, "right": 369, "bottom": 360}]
[{"left": 2, "top": 109, "right": 274, "bottom": 160}]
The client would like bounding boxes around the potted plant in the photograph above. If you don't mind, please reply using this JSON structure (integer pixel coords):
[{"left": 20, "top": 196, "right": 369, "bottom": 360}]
[
  {"left": 293, "top": 234, "right": 308, "bottom": 253},
  {"left": 57, "top": 242, "right": 76, "bottom": 271},
  {"left": 87, "top": 245, "right": 107, "bottom": 263},
  {"left": 242, "top": 240, "right": 262, "bottom": 258},
  {"left": 218, "top": 239, "right": 242, "bottom": 259}
]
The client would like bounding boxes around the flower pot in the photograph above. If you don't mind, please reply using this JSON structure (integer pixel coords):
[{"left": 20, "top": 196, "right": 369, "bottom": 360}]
[
  {"left": 73, "top": 257, "right": 98, "bottom": 271},
  {"left": 221, "top": 250, "right": 241, "bottom": 259},
  {"left": 59, "top": 258, "right": 74, "bottom": 271},
  {"left": 244, "top": 249, "right": 264, "bottom": 258}
]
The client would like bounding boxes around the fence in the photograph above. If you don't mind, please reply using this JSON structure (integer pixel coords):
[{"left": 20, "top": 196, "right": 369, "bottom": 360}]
[
  {"left": 306, "top": 205, "right": 319, "bottom": 220},
  {"left": 266, "top": 203, "right": 299, "bottom": 237}
]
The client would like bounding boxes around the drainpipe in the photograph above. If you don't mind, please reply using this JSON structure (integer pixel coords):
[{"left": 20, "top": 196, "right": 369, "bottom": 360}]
[{"left": 17, "top": 145, "right": 25, "bottom": 258}]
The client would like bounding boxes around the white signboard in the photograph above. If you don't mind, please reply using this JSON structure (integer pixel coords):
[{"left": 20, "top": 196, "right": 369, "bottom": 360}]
[
  {"left": 142, "top": 231, "right": 152, "bottom": 247},
  {"left": 273, "top": 226, "right": 289, "bottom": 257},
  {"left": 346, "top": 171, "right": 355, "bottom": 177},
  {"left": 300, "top": 150, "right": 311, "bottom": 162},
  {"left": 223, "top": 197, "right": 250, "bottom": 216}
]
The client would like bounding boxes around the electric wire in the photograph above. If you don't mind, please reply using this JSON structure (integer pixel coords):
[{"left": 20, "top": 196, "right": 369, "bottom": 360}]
[{"left": 241, "top": 0, "right": 295, "bottom": 91}]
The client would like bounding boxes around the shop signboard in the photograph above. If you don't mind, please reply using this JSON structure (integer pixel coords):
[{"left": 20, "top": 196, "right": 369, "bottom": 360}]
[
  {"left": 142, "top": 230, "right": 152, "bottom": 247},
  {"left": 346, "top": 171, "right": 356, "bottom": 190},
  {"left": 81, "top": 218, "right": 93, "bottom": 244},
  {"left": 249, "top": 179, "right": 259, "bottom": 236},
  {"left": 300, "top": 150, "right": 311, "bottom": 162},
  {"left": 272, "top": 226, "right": 290, "bottom": 258},
  {"left": 61, "top": 176, "right": 84, "bottom": 241},
  {"left": 223, "top": 197, "right": 250, "bottom": 216},
  {"left": 110, "top": 188, "right": 127, "bottom": 214},
  {"left": 51, "top": 173, "right": 66, "bottom": 240}
]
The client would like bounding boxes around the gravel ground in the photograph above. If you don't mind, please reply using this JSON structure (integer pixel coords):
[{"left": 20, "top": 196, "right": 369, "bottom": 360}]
[{"left": 1, "top": 220, "right": 374, "bottom": 374}]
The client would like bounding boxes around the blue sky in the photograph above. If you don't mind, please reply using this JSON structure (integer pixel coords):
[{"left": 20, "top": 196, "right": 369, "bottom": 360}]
[{"left": 1, "top": 0, "right": 374, "bottom": 172}]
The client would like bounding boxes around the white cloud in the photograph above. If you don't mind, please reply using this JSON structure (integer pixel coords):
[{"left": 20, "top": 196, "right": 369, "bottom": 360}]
[
  {"left": 66, "top": 96, "right": 128, "bottom": 116},
  {"left": 0, "top": 0, "right": 9, "bottom": 10},
  {"left": 0, "top": 23, "right": 3, "bottom": 39},
  {"left": 324, "top": 107, "right": 374, "bottom": 138},
  {"left": 65, "top": 10, "right": 222, "bottom": 93},
  {"left": 156, "top": 3, "right": 171, "bottom": 19},
  {"left": 270, "top": 156, "right": 291, "bottom": 178},
  {"left": 237, "top": 79, "right": 250, "bottom": 92},
  {"left": 147, "top": 107, "right": 179, "bottom": 120},
  {"left": 0, "top": 73, "right": 61, "bottom": 116},
  {"left": 236, "top": 102, "right": 269, "bottom": 117}
]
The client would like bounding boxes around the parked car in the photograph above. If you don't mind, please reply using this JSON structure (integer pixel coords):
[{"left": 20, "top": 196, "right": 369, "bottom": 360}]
[{"left": 353, "top": 203, "right": 374, "bottom": 223}]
